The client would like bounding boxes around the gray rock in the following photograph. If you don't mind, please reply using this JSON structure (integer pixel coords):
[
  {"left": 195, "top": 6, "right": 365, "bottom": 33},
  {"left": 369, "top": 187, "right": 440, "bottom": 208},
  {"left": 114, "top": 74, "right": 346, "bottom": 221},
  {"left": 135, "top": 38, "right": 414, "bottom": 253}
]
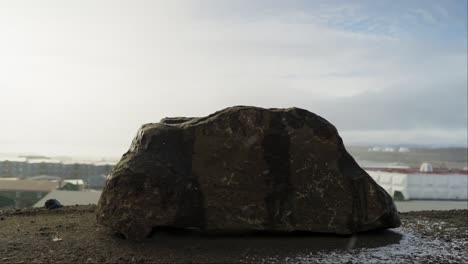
[
  {"left": 45, "top": 199, "right": 63, "bottom": 210},
  {"left": 96, "top": 106, "right": 400, "bottom": 240}
]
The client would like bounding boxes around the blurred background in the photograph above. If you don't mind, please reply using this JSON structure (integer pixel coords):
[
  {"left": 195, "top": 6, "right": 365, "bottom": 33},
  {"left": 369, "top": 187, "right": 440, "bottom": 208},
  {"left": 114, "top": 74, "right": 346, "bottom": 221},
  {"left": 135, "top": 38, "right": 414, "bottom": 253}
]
[{"left": 0, "top": 0, "right": 466, "bottom": 210}]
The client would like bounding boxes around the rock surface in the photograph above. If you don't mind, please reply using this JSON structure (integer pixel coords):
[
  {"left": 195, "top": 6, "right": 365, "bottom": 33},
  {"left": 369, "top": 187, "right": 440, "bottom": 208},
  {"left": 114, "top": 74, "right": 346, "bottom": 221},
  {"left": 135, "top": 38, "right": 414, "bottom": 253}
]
[
  {"left": 45, "top": 199, "right": 63, "bottom": 210},
  {"left": 96, "top": 106, "right": 400, "bottom": 240}
]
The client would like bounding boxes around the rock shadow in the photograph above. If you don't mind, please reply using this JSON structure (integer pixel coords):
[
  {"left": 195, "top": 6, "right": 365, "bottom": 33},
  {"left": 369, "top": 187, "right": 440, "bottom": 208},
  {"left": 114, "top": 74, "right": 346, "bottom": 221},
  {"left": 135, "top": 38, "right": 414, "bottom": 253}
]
[{"left": 112, "top": 227, "right": 403, "bottom": 257}]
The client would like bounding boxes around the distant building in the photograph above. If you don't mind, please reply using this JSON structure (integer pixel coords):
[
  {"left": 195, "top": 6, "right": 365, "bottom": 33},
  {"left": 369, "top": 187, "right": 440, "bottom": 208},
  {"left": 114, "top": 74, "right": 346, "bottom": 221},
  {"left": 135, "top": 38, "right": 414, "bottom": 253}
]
[
  {"left": 398, "top": 147, "right": 410, "bottom": 153},
  {"left": 0, "top": 157, "right": 27, "bottom": 177},
  {"left": 419, "top": 162, "right": 433, "bottom": 172},
  {"left": 0, "top": 179, "right": 59, "bottom": 208},
  {"left": 59, "top": 179, "right": 85, "bottom": 191},
  {"left": 0, "top": 157, "right": 115, "bottom": 183},
  {"left": 358, "top": 161, "right": 410, "bottom": 169},
  {"left": 366, "top": 163, "right": 468, "bottom": 201},
  {"left": 369, "top": 146, "right": 400, "bottom": 153},
  {"left": 368, "top": 147, "right": 382, "bottom": 152}
]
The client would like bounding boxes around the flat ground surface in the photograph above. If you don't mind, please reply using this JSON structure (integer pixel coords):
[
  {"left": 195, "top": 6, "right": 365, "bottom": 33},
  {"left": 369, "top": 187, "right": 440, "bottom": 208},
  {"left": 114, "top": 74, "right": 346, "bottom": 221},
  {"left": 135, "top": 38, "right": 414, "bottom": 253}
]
[
  {"left": 0, "top": 206, "right": 466, "bottom": 263},
  {"left": 395, "top": 200, "right": 468, "bottom": 212}
]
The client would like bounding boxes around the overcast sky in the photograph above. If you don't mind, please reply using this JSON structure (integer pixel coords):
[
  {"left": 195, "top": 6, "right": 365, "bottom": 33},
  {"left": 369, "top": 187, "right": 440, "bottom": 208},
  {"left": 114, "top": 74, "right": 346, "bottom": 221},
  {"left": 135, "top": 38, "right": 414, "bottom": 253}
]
[{"left": 1, "top": 0, "right": 467, "bottom": 158}]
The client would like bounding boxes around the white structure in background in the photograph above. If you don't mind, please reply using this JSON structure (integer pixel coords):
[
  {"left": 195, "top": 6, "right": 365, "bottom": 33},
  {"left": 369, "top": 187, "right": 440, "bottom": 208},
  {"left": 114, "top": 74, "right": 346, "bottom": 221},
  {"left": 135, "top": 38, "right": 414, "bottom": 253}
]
[
  {"left": 398, "top": 147, "right": 410, "bottom": 153},
  {"left": 63, "top": 179, "right": 84, "bottom": 185},
  {"left": 367, "top": 163, "right": 468, "bottom": 201},
  {"left": 419, "top": 162, "right": 433, "bottom": 172},
  {"left": 383, "top": 147, "right": 396, "bottom": 152},
  {"left": 358, "top": 161, "right": 410, "bottom": 169},
  {"left": 368, "top": 147, "right": 382, "bottom": 152}
]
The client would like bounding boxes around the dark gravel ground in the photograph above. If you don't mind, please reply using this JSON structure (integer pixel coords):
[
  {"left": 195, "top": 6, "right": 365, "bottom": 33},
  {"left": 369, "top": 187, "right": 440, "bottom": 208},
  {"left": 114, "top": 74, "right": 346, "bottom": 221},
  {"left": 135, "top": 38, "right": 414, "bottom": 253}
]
[{"left": 0, "top": 205, "right": 466, "bottom": 263}]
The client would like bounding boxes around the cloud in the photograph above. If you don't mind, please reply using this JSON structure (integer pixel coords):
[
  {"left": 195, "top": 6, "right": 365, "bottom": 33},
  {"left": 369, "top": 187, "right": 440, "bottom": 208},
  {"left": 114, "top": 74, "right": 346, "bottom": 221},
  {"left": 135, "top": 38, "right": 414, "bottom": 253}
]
[{"left": 0, "top": 0, "right": 466, "bottom": 156}]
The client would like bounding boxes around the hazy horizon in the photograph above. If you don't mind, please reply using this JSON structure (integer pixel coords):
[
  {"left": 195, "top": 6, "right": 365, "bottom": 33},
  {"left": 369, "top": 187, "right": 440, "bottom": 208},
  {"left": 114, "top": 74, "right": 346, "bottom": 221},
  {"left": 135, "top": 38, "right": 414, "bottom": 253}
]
[
  {"left": 1, "top": 0, "right": 467, "bottom": 157},
  {"left": 1, "top": 125, "right": 466, "bottom": 160}
]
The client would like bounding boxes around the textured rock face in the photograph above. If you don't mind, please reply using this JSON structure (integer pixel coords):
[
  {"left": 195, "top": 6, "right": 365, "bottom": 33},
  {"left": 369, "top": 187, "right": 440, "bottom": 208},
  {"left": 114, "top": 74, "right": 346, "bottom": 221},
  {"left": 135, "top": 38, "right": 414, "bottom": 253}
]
[{"left": 96, "top": 106, "right": 400, "bottom": 240}]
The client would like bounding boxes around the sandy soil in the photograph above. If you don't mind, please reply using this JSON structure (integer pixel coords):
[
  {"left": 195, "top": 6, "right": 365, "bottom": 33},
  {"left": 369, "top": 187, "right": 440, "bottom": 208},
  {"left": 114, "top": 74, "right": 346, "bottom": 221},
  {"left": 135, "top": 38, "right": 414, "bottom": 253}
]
[{"left": 0, "top": 205, "right": 466, "bottom": 263}]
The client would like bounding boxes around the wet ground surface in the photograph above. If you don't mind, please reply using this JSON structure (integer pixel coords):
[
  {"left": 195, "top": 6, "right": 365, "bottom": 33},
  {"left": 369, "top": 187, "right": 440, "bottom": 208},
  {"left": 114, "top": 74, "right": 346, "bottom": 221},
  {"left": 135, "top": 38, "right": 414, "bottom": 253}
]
[{"left": 0, "top": 205, "right": 466, "bottom": 263}]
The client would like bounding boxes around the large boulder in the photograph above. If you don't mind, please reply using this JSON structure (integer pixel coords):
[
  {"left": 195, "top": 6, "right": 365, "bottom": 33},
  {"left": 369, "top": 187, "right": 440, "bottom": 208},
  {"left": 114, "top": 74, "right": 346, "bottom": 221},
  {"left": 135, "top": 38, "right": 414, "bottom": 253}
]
[{"left": 96, "top": 106, "right": 400, "bottom": 240}]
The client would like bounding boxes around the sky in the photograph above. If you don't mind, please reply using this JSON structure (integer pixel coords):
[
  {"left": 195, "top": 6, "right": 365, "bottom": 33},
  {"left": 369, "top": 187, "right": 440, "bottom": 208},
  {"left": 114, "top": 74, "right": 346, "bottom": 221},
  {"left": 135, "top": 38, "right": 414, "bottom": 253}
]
[{"left": 0, "top": 0, "right": 467, "bottom": 158}]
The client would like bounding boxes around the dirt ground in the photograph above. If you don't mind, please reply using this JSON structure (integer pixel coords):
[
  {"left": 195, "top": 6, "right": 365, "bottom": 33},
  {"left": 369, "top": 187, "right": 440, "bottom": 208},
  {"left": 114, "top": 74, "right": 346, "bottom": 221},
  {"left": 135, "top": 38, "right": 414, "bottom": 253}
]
[{"left": 0, "top": 205, "right": 466, "bottom": 263}]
